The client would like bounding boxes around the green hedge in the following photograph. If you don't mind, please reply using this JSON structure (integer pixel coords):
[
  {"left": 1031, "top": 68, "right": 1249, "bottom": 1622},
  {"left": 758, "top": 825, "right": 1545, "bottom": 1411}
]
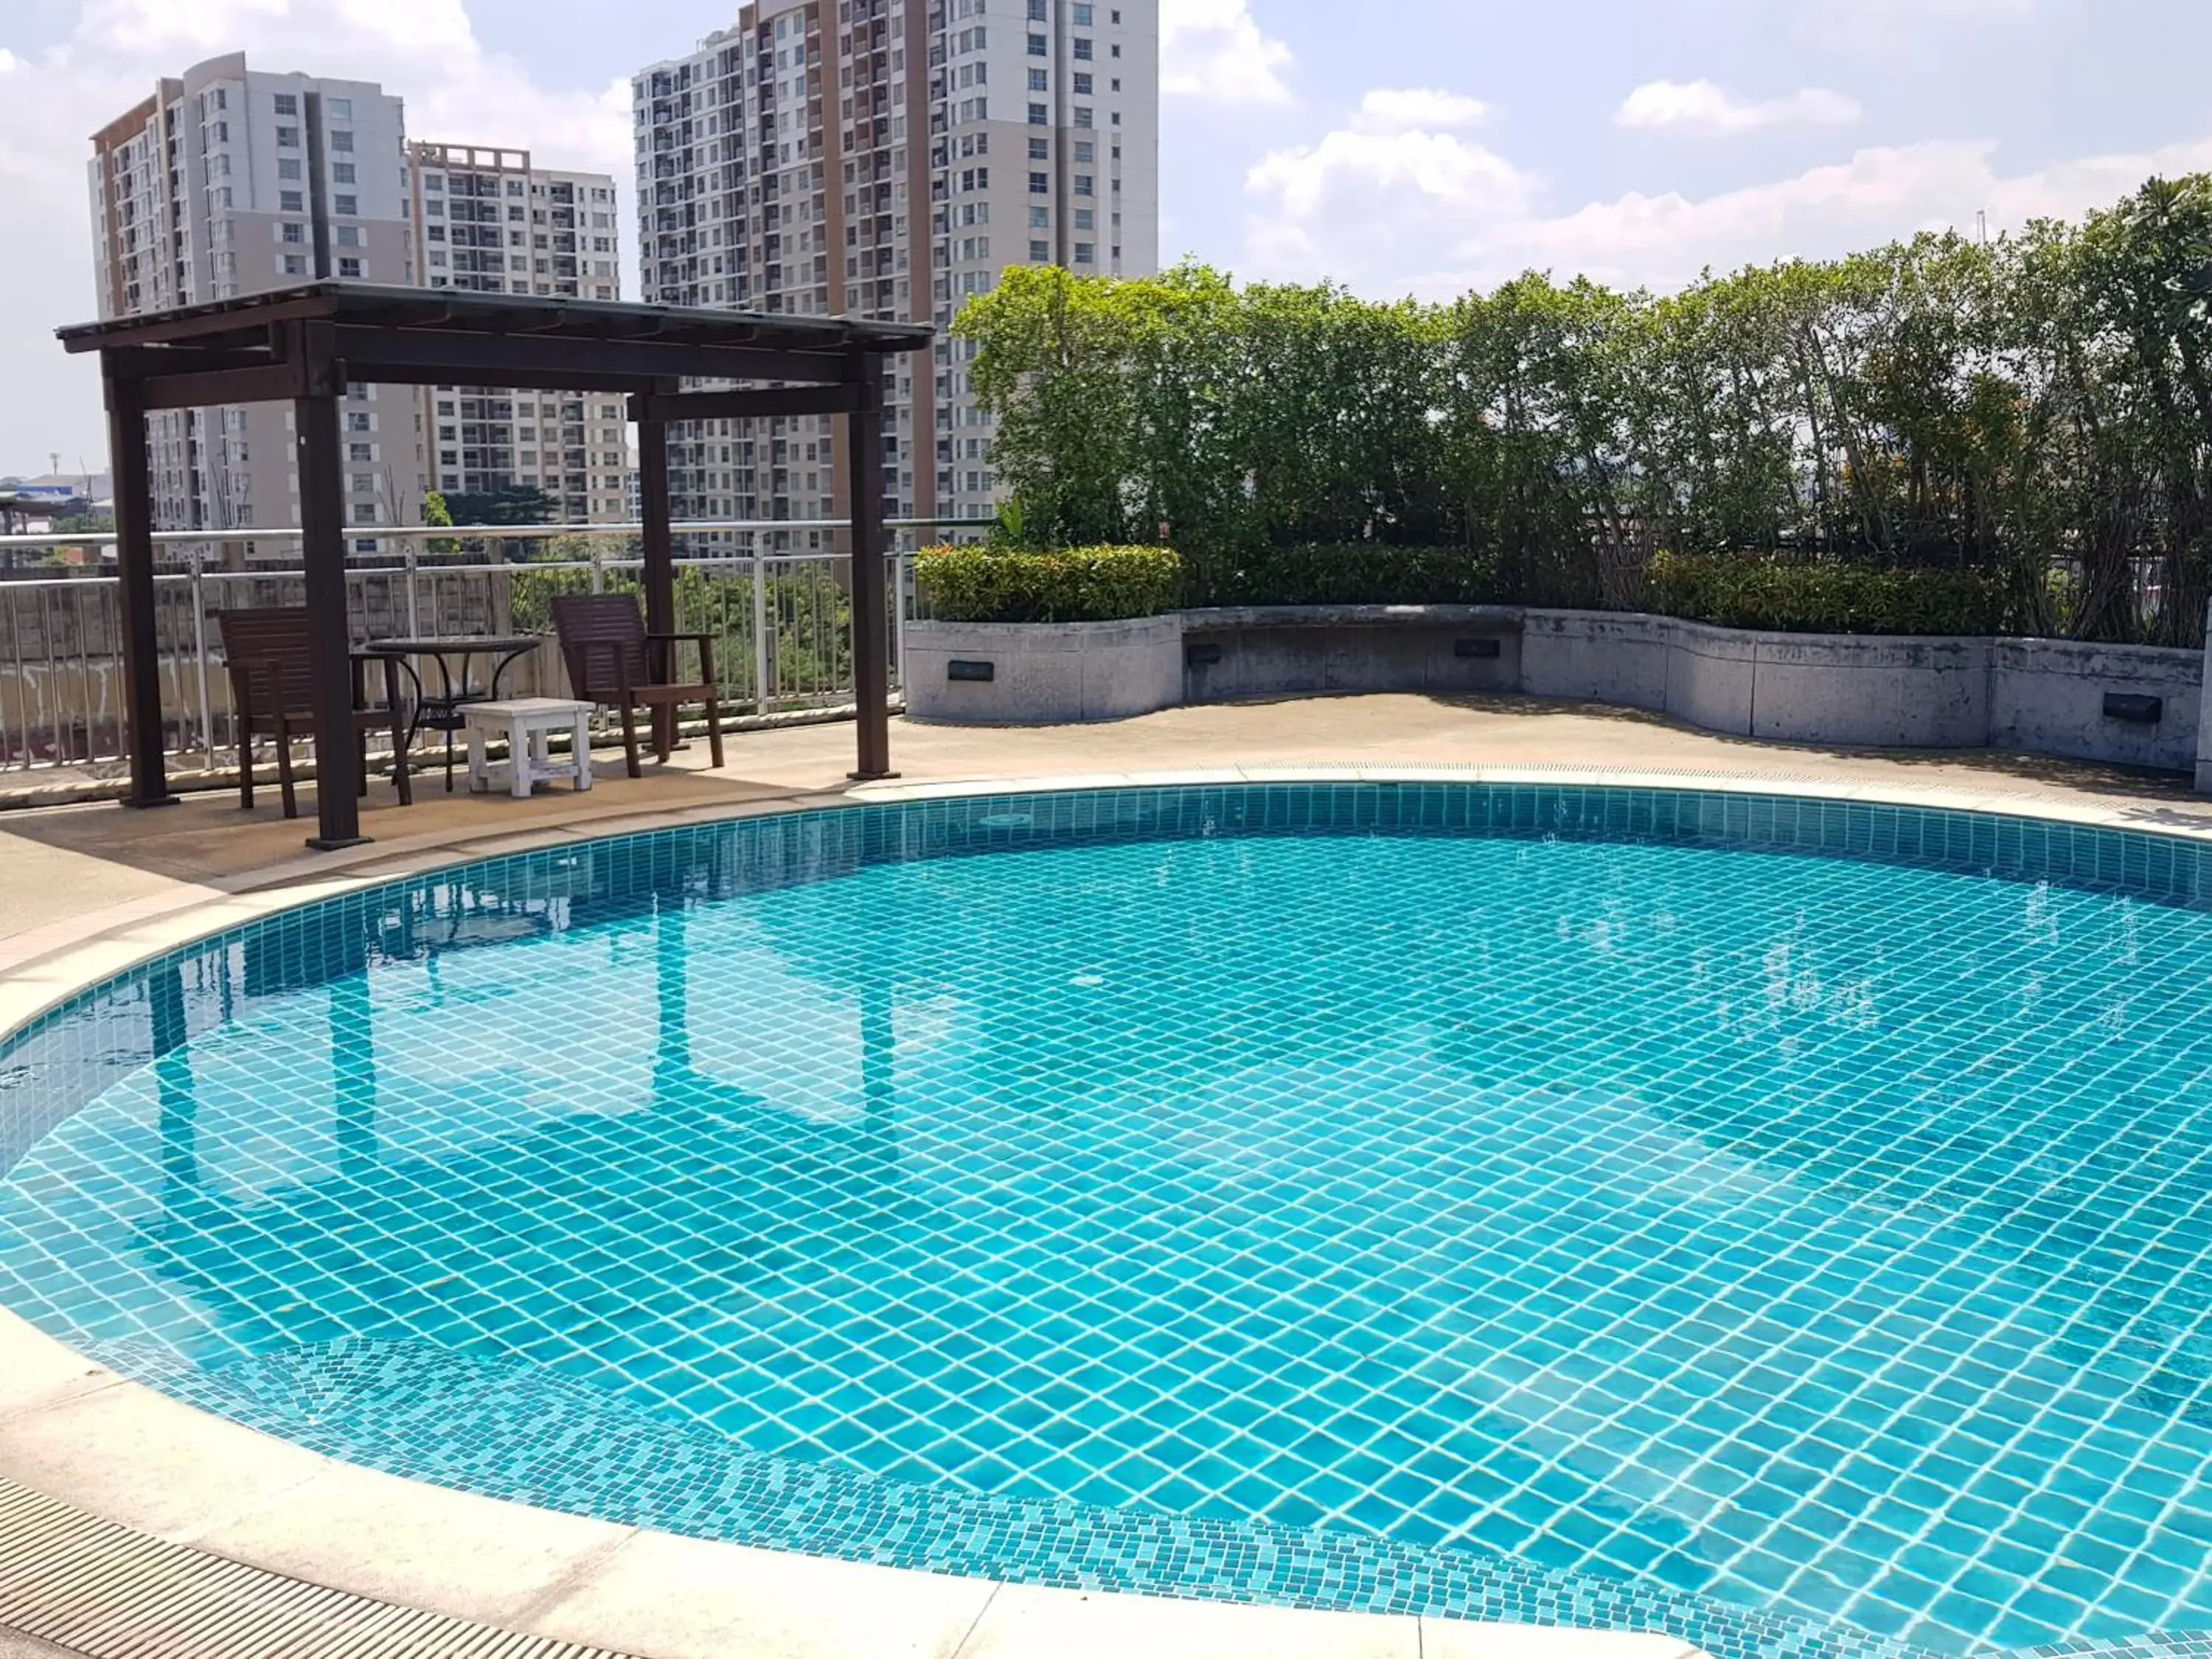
[
  {"left": 1643, "top": 552, "right": 2012, "bottom": 636},
  {"left": 918, "top": 544, "right": 1184, "bottom": 623},
  {"left": 1201, "top": 543, "right": 1500, "bottom": 607}
]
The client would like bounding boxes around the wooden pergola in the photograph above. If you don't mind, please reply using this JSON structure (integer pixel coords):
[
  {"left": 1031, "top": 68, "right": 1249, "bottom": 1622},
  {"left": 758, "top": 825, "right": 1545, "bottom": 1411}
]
[{"left": 58, "top": 284, "right": 934, "bottom": 850}]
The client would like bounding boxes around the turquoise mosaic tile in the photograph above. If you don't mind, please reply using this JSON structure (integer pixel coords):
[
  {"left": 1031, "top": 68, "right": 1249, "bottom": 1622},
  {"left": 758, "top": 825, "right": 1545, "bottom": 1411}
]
[{"left": 4, "top": 784, "right": 2212, "bottom": 1659}]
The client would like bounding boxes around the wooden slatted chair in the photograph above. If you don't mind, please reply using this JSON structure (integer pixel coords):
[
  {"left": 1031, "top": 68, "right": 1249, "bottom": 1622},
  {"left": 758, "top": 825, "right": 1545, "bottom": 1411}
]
[
  {"left": 217, "top": 608, "right": 412, "bottom": 819},
  {"left": 549, "top": 594, "right": 725, "bottom": 777}
]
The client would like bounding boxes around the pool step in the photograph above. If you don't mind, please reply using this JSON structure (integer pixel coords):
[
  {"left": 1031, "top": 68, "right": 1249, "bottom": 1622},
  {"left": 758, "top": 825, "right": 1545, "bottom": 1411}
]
[{"left": 0, "top": 1474, "right": 641, "bottom": 1659}]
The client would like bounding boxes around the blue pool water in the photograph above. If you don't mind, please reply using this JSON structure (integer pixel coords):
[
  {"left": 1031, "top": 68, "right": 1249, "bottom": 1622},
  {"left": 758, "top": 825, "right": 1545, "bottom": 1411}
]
[{"left": 5, "top": 786, "right": 2212, "bottom": 1658}]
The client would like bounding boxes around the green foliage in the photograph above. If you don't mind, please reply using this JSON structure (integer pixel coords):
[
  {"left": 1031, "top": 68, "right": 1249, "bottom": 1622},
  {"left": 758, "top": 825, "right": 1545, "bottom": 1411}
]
[
  {"left": 954, "top": 176, "right": 2212, "bottom": 644},
  {"left": 1206, "top": 544, "right": 1500, "bottom": 606},
  {"left": 422, "top": 490, "right": 459, "bottom": 557},
  {"left": 917, "top": 543, "right": 1185, "bottom": 622},
  {"left": 1645, "top": 552, "right": 2011, "bottom": 636}
]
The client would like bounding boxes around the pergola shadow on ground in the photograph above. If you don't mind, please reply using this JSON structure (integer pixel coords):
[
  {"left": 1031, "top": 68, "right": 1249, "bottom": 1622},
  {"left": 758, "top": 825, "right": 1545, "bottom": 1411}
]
[{"left": 59, "top": 283, "right": 933, "bottom": 849}]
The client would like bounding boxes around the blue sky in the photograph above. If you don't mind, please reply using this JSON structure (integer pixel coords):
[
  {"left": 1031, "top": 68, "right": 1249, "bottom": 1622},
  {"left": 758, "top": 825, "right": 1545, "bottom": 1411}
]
[{"left": 4, "top": 0, "right": 2209, "bottom": 473}]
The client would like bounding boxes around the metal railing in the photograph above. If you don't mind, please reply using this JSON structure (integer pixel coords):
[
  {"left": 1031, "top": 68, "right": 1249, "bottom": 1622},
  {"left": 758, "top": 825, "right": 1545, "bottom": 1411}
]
[{"left": 0, "top": 517, "right": 991, "bottom": 779}]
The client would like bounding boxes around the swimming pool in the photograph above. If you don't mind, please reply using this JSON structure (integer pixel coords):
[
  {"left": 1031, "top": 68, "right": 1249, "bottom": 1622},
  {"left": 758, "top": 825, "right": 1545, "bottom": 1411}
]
[{"left": 4, "top": 783, "right": 2211, "bottom": 1659}]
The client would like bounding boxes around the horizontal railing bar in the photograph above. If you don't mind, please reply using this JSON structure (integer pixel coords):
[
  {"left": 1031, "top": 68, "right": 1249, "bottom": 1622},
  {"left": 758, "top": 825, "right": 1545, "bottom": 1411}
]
[{"left": 0, "top": 517, "right": 999, "bottom": 549}]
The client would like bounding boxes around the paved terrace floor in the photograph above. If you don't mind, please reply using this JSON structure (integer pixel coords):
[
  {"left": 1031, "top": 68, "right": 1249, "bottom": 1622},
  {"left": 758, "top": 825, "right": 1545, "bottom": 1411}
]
[
  {"left": 5, "top": 691, "right": 2211, "bottom": 954},
  {"left": 3, "top": 691, "right": 2211, "bottom": 1659}
]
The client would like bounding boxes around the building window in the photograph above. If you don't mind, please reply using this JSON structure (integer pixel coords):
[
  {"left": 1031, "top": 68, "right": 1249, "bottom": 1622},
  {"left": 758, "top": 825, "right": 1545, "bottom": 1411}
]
[
  {"left": 277, "top": 158, "right": 301, "bottom": 181},
  {"left": 1074, "top": 243, "right": 1093, "bottom": 264},
  {"left": 354, "top": 502, "right": 379, "bottom": 523},
  {"left": 327, "top": 97, "right": 352, "bottom": 119},
  {"left": 1029, "top": 171, "right": 1048, "bottom": 192},
  {"left": 273, "top": 93, "right": 297, "bottom": 115},
  {"left": 1074, "top": 37, "right": 1093, "bottom": 58},
  {"left": 1074, "top": 208, "right": 1094, "bottom": 229},
  {"left": 1029, "top": 136, "right": 1049, "bottom": 159},
  {"left": 1076, "top": 140, "right": 1094, "bottom": 162},
  {"left": 1028, "top": 102, "right": 1048, "bottom": 125},
  {"left": 1075, "top": 173, "right": 1094, "bottom": 195},
  {"left": 280, "top": 222, "right": 305, "bottom": 243},
  {"left": 351, "top": 473, "right": 376, "bottom": 493},
  {"left": 335, "top": 226, "right": 361, "bottom": 247},
  {"left": 334, "top": 194, "right": 357, "bottom": 215},
  {"left": 1029, "top": 239, "right": 1049, "bottom": 262},
  {"left": 1029, "top": 206, "right": 1049, "bottom": 227},
  {"left": 279, "top": 190, "right": 304, "bottom": 212},
  {"left": 328, "top": 129, "right": 354, "bottom": 152},
  {"left": 1027, "top": 69, "right": 1048, "bottom": 91},
  {"left": 349, "top": 442, "right": 372, "bottom": 461},
  {"left": 334, "top": 161, "right": 356, "bottom": 184},
  {"left": 1074, "top": 73, "right": 1093, "bottom": 94},
  {"left": 425, "top": 174, "right": 444, "bottom": 192},
  {"left": 1027, "top": 32, "right": 1046, "bottom": 54},
  {"left": 281, "top": 254, "right": 307, "bottom": 275},
  {"left": 1075, "top": 106, "right": 1093, "bottom": 128},
  {"left": 276, "top": 125, "right": 300, "bottom": 147},
  {"left": 338, "top": 256, "right": 362, "bottom": 276}
]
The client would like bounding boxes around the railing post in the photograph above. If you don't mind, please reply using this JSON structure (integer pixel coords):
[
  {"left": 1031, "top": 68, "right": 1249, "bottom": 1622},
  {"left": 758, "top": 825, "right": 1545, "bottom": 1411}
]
[
  {"left": 404, "top": 540, "right": 421, "bottom": 638},
  {"left": 187, "top": 546, "right": 215, "bottom": 765},
  {"left": 590, "top": 539, "right": 606, "bottom": 595},
  {"left": 892, "top": 545, "right": 909, "bottom": 695},
  {"left": 752, "top": 539, "right": 771, "bottom": 714}
]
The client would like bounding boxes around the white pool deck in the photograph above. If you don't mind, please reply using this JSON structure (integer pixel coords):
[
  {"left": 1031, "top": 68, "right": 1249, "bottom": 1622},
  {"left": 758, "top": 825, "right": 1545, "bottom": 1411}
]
[{"left": 5, "top": 694, "right": 2211, "bottom": 1658}]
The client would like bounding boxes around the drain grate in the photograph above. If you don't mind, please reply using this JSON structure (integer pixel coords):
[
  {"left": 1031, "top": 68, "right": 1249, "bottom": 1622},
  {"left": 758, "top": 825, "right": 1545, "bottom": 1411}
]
[{"left": 0, "top": 1475, "right": 639, "bottom": 1659}]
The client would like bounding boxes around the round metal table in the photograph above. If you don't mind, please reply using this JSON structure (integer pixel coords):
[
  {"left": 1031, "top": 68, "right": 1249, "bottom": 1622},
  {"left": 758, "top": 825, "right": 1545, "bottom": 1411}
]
[{"left": 358, "top": 635, "right": 545, "bottom": 791}]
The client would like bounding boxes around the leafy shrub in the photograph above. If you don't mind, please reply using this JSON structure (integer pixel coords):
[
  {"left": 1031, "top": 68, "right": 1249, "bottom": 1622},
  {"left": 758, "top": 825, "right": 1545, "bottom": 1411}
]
[
  {"left": 1644, "top": 552, "right": 2012, "bottom": 636},
  {"left": 1200, "top": 543, "right": 1500, "bottom": 607},
  {"left": 918, "top": 543, "right": 1184, "bottom": 623}
]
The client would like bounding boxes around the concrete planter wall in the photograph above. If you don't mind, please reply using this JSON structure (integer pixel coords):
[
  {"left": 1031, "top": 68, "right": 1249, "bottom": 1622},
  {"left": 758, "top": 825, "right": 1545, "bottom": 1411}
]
[
  {"left": 909, "top": 602, "right": 2212, "bottom": 785},
  {"left": 1182, "top": 606, "right": 1520, "bottom": 702},
  {"left": 905, "top": 615, "right": 1185, "bottom": 724}
]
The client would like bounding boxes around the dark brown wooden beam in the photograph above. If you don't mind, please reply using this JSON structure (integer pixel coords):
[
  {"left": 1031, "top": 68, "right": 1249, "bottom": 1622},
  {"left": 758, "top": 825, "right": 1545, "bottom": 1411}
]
[
  {"left": 845, "top": 374, "right": 894, "bottom": 781},
  {"left": 102, "top": 344, "right": 283, "bottom": 380},
  {"left": 105, "top": 374, "right": 173, "bottom": 810},
  {"left": 631, "top": 383, "right": 871, "bottom": 422},
  {"left": 136, "top": 361, "right": 308, "bottom": 411},
  {"left": 293, "top": 322, "right": 367, "bottom": 850},
  {"left": 60, "top": 293, "right": 335, "bottom": 352},
  {"left": 329, "top": 327, "right": 867, "bottom": 387},
  {"left": 338, "top": 362, "right": 656, "bottom": 395}
]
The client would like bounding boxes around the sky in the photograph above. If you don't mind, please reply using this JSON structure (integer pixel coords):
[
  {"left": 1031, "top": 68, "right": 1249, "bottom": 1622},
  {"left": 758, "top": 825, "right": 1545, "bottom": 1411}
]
[{"left": 2, "top": 0, "right": 2209, "bottom": 476}]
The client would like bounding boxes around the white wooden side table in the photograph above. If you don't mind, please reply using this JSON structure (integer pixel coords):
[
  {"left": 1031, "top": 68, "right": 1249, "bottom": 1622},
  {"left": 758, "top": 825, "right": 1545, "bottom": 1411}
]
[{"left": 462, "top": 698, "right": 595, "bottom": 799}]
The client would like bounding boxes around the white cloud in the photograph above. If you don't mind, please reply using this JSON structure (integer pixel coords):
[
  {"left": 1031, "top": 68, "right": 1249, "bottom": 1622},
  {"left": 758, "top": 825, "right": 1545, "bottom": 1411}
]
[
  {"left": 1241, "top": 90, "right": 2212, "bottom": 300},
  {"left": 1351, "top": 88, "right": 1489, "bottom": 135},
  {"left": 1615, "top": 79, "right": 1862, "bottom": 135},
  {"left": 1245, "top": 97, "right": 1540, "bottom": 294},
  {"left": 1161, "top": 0, "right": 1293, "bottom": 105},
  {"left": 0, "top": 0, "right": 631, "bottom": 470}
]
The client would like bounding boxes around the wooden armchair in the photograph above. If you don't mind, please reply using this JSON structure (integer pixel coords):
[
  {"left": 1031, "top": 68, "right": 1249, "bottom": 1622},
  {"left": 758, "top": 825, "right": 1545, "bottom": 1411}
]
[
  {"left": 549, "top": 594, "right": 725, "bottom": 777},
  {"left": 217, "top": 608, "right": 411, "bottom": 819}
]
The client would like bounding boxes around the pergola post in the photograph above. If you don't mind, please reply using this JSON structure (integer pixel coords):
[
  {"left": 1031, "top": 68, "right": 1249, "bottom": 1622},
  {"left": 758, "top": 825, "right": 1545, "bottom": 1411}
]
[
  {"left": 294, "top": 327, "right": 366, "bottom": 849},
  {"left": 635, "top": 388, "right": 677, "bottom": 757},
  {"left": 105, "top": 367, "right": 173, "bottom": 808},
  {"left": 846, "top": 364, "right": 894, "bottom": 781}
]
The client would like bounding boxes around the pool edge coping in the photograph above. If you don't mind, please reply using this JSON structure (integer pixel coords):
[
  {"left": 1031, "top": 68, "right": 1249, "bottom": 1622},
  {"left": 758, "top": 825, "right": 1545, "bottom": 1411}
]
[{"left": 5, "top": 761, "right": 2209, "bottom": 1659}]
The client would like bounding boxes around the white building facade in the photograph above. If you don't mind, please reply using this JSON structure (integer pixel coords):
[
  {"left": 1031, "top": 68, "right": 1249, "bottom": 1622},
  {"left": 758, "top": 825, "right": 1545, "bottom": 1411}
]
[
  {"left": 632, "top": 0, "right": 1158, "bottom": 547},
  {"left": 87, "top": 53, "right": 416, "bottom": 554},
  {"left": 408, "top": 144, "right": 630, "bottom": 523}
]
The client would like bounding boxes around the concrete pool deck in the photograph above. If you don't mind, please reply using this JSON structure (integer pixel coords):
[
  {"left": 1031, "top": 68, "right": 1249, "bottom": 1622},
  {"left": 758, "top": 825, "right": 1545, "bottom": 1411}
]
[{"left": 4, "top": 692, "right": 2212, "bottom": 1659}]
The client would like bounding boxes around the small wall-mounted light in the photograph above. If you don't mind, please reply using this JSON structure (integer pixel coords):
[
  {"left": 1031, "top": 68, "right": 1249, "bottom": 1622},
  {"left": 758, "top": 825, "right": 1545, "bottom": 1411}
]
[
  {"left": 2103, "top": 692, "right": 2163, "bottom": 724},
  {"left": 1455, "top": 637, "right": 1503, "bottom": 659},
  {"left": 948, "top": 659, "right": 995, "bottom": 683}
]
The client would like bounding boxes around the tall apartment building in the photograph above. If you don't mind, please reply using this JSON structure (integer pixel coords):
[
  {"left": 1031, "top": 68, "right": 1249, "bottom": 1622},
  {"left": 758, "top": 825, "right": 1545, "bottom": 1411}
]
[
  {"left": 633, "top": 0, "right": 1158, "bottom": 546},
  {"left": 407, "top": 144, "right": 630, "bottom": 523},
  {"left": 87, "top": 53, "right": 417, "bottom": 553}
]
